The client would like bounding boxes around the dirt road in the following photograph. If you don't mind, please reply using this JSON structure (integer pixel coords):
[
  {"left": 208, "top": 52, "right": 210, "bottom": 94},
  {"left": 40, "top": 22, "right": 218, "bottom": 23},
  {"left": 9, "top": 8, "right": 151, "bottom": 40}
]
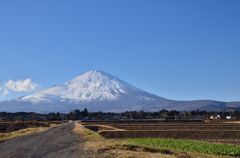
[{"left": 0, "top": 123, "right": 89, "bottom": 158}]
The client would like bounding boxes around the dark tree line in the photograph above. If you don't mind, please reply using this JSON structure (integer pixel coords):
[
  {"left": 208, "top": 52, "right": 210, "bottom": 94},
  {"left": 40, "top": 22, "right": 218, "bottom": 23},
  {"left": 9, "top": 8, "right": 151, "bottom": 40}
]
[{"left": 0, "top": 109, "right": 239, "bottom": 121}]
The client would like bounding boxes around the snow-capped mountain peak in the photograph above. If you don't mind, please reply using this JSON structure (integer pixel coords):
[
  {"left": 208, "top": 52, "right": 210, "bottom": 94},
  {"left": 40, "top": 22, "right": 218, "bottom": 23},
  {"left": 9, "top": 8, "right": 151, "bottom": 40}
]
[
  {"left": 62, "top": 70, "right": 127, "bottom": 101},
  {"left": 21, "top": 70, "right": 129, "bottom": 102}
]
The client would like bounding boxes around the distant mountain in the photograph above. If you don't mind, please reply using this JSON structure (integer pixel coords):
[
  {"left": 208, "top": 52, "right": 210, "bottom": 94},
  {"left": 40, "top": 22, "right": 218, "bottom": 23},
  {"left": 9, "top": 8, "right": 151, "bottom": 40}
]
[{"left": 0, "top": 70, "right": 239, "bottom": 113}]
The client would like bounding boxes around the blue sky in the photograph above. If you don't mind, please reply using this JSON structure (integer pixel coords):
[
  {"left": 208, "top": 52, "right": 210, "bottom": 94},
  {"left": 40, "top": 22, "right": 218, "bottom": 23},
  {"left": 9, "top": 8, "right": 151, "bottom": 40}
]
[{"left": 0, "top": 0, "right": 240, "bottom": 101}]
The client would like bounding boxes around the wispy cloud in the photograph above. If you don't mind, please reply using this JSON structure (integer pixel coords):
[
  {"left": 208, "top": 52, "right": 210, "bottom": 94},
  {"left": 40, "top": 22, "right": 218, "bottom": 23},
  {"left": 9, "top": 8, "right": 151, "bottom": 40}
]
[{"left": 1, "top": 79, "right": 39, "bottom": 96}]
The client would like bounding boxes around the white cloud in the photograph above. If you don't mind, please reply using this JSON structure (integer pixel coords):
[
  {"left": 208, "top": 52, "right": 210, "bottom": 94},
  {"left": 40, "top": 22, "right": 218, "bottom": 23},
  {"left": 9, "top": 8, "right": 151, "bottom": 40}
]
[{"left": 1, "top": 79, "right": 39, "bottom": 95}]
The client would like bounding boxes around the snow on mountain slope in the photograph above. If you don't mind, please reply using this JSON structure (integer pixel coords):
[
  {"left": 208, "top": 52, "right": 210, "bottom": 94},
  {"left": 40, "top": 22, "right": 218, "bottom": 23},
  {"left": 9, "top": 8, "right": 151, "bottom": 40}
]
[{"left": 21, "top": 70, "right": 156, "bottom": 103}]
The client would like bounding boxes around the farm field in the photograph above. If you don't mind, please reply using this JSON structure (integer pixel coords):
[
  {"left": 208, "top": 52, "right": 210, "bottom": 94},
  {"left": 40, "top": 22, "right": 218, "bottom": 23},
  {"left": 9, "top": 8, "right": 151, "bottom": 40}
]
[
  {"left": 81, "top": 120, "right": 240, "bottom": 157},
  {"left": 128, "top": 138, "right": 240, "bottom": 157},
  {"left": 82, "top": 120, "right": 240, "bottom": 144}
]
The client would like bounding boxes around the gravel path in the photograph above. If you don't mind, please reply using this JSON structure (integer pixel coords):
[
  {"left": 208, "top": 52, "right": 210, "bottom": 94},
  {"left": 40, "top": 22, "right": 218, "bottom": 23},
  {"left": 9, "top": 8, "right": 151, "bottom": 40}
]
[{"left": 0, "top": 123, "right": 89, "bottom": 158}]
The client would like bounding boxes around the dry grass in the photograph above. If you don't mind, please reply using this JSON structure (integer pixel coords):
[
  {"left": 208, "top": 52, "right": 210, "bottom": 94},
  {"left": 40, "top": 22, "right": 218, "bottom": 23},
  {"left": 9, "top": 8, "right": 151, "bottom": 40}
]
[
  {"left": 0, "top": 127, "right": 47, "bottom": 142},
  {"left": 224, "top": 121, "right": 240, "bottom": 124},
  {"left": 0, "top": 122, "right": 60, "bottom": 142},
  {"left": 74, "top": 121, "right": 104, "bottom": 141}
]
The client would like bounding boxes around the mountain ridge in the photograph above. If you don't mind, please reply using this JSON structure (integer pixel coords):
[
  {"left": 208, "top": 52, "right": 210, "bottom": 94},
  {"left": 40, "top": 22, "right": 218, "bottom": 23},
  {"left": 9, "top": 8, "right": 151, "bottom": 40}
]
[{"left": 0, "top": 70, "right": 239, "bottom": 113}]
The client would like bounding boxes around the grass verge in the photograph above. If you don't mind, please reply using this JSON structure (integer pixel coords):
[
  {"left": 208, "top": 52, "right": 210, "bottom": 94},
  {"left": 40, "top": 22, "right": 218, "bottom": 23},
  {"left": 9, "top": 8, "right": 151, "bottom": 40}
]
[{"left": 74, "top": 122, "right": 103, "bottom": 141}]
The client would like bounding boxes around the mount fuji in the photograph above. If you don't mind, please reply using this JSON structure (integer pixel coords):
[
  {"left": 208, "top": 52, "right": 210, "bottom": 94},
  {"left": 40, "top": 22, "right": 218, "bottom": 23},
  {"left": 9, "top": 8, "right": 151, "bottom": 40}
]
[{"left": 0, "top": 70, "right": 239, "bottom": 113}]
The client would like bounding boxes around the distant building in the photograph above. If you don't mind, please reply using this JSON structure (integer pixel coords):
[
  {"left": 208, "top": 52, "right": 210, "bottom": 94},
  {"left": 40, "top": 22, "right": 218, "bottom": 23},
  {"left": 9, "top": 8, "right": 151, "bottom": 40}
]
[
  {"left": 226, "top": 116, "right": 232, "bottom": 120},
  {"left": 210, "top": 115, "right": 221, "bottom": 120}
]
